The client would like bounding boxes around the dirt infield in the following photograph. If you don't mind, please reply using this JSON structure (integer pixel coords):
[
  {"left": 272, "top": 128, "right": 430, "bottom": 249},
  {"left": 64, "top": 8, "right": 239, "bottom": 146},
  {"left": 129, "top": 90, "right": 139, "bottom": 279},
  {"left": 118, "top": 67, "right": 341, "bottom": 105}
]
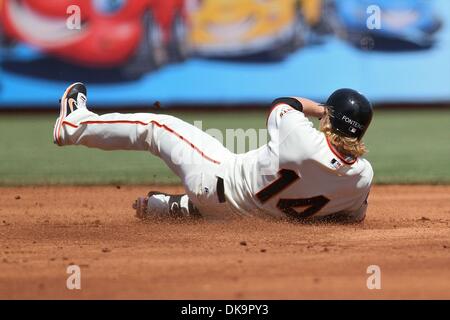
[{"left": 0, "top": 185, "right": 449, "bottom": 299}]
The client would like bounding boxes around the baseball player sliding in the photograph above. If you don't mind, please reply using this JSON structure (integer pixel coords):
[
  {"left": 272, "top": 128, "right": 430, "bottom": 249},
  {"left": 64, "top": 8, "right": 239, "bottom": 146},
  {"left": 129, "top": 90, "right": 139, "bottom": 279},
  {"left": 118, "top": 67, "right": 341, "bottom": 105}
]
[{"left": 54, "top": 83, "right": 373, "bottom": 222}]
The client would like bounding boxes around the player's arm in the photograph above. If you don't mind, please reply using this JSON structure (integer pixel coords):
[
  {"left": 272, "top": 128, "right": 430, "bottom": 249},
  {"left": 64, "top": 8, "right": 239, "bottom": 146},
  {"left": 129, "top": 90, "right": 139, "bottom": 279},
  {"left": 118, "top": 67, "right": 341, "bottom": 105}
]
[
  {"left": 267, "top": 97, "right": 322, "bottom": 141},
  {"left": 346, "top": 199, "right": 368, "bottom": 222},
  {"left": 338, "top": 200, "right": 368, "bottom": 223},
  {"left": 329, "top": 192, "right": 370, "bottom": 223},
  {"left": 289, "top": 97, "right": 326, "bottom": 119},
  {"left": 270, "top": 97, "right": 325, "bottom": 118}
]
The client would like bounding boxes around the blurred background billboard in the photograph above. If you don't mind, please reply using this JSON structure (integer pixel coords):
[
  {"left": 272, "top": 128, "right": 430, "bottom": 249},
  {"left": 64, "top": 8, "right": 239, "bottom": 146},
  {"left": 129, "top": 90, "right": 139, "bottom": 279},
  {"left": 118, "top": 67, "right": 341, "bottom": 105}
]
[{"left": 0, "top": 0, "right": 449, "bottom": 108}]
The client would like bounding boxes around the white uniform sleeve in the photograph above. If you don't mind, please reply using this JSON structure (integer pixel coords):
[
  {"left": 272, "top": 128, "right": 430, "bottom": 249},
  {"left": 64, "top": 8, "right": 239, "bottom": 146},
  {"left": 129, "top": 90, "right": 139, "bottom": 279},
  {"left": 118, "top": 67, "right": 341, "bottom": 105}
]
[
  {"left": 266, "top": 97, "right": 306, "bottom": 139},
  {"left": 277, "top": 107, "right": 322, "bottom": 169},
  {"left": 267, "top": 103, "right": 295, "bottom": 141}
]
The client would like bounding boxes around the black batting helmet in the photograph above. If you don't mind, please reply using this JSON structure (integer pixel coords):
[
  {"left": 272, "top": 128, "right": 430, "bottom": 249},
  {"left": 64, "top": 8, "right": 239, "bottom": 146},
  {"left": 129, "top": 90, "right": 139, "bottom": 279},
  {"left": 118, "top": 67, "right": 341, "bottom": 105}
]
[{"left": 325, "top": 89, "right": 373, "bottom": 140}]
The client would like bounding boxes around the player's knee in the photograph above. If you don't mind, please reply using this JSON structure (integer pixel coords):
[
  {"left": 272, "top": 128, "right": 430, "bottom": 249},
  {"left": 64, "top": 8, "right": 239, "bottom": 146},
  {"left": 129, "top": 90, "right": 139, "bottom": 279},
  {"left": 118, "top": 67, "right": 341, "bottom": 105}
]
[{"left": 183, "top": 172, "right": 219, "bottom": 208}]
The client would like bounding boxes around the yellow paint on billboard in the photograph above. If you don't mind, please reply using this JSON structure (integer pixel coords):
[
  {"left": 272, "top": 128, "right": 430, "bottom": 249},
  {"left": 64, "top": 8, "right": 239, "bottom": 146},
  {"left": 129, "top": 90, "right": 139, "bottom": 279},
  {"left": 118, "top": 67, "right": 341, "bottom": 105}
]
[
  {"left": 301, "top": 0, "right": 323, "bottom": 26},
  {"left": 190, "top": 0, "right": 297, "bottom": 46}
]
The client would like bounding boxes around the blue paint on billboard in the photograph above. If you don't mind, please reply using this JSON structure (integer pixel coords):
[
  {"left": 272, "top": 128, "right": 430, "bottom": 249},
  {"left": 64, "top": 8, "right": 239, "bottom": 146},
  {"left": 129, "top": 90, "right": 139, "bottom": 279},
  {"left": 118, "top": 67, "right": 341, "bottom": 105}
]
[{"left": 0, "top": 0, "right": 449, "bottom": 107}]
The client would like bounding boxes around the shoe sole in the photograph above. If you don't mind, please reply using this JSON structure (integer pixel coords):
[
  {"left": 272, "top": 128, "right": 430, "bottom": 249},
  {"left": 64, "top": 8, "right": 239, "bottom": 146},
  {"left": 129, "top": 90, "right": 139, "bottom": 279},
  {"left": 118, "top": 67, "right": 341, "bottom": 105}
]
[
  {"left": 53, "top": 82, "right": 83, "bottom": 146},
  {"left": 133, "top": 197, "right": 148, "bottom": 220}
]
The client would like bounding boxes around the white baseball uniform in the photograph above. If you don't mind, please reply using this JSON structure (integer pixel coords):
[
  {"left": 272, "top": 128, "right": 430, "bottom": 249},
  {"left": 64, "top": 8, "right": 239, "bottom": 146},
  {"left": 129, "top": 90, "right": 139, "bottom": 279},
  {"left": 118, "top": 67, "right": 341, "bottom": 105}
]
[
  {"left": 59, "top": 100, "right": 373, "bottom": 221},
  {"left": 224, "top": 102, "right": 373, "bottom": 221}
]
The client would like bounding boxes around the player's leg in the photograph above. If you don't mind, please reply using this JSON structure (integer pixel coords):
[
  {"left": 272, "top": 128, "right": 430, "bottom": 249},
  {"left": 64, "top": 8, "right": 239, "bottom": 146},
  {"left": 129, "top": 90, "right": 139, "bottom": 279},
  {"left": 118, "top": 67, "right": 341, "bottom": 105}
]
[
  {"left": 127, "top": 112, "right": 237, "bottom": 220},
  {"left": 55, "top": 83, "right": 236, "bottom": 219},
  {"left": 54, "top": 84, "right": 159, "bottom": 151},
  {"left": 54, "top": 83, "right": 231, "bottom": 164},
  {"left": 134, "top": 115, "right": 240, "bottom": 220}
]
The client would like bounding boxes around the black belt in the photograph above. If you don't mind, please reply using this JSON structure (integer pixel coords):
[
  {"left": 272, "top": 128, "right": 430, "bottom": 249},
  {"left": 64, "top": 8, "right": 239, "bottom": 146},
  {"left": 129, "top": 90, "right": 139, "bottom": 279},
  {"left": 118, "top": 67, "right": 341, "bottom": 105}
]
[{"left": 217, "top": 177, "right": 226, "bottom": 203}]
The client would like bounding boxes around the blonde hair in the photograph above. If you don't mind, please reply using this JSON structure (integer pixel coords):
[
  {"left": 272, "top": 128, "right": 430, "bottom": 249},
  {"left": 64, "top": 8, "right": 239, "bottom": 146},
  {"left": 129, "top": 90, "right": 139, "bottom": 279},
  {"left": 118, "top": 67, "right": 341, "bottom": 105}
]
[{"left": 319, "top": 111, "right": 368, "bottom": 159}]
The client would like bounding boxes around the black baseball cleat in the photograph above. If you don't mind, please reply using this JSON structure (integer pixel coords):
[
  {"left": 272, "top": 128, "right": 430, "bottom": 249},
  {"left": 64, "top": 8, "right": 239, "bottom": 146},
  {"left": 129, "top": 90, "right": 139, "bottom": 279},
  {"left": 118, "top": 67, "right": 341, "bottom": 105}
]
[
  {"left": 53, "top": 82, "right": 88, "bottom": 146},
  {"left": 133, "top": 191, "right": 202, "bottom": 220}
]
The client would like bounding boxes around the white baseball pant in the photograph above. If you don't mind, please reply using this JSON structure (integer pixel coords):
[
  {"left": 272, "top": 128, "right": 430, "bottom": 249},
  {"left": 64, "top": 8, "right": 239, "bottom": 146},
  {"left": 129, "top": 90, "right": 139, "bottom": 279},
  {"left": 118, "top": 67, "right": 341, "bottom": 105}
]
[{"left": 59, "top": 108, "right": 238, "bottom": 219}]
